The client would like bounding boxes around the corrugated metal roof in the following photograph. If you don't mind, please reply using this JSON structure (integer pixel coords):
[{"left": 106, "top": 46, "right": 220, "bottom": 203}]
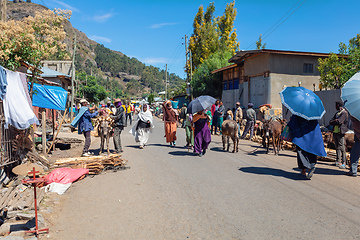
[
  {"left": 27, "top": 66, "right": 71, "bottom": 78},
  {"left": 228, "top": 49, "right": 346, "bottom": 63}
]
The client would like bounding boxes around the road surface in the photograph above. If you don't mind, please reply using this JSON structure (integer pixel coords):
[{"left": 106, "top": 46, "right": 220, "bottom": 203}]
[{"left": 49, "top": 117, "right": 360, "bottom": 239}]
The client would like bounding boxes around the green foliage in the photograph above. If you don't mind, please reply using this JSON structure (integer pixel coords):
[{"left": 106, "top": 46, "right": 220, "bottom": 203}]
[
  {"left": 148, "top": 93, "right": 155, "bottom": 104},
  {"left": 256, "top": 34, "right": 266, "bottom": 49},
  {"left": 191, "top": 50, "right": 233, "bottom": 98},
  {"left": 317, "top": 33, "right": 360, "bottom": 89},
  {"left": 188, "top": 1, "right": 239, "bottom": 71}
]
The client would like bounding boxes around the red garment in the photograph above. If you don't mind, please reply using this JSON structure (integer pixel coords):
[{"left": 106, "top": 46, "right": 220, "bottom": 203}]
[{"left": 211, "top": 104, "right": 216, "bottom": 116}]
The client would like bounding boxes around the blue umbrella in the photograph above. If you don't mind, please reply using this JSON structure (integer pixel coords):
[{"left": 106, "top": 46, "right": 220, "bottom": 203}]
[
  {"left": 279, "top": 87, "right": 325, "bottom": 120},
  {"left": 187, "top": 95, "right": 216, "bottom": 114},
  {"left": 341, "top": 72, "right": 360, "bottom": 121}
]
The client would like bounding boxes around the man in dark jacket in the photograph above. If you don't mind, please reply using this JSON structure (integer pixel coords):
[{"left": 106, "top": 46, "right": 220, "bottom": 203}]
[
  {"left": 77, "top": 99, "right": 98, "bottom": 157},
  {"left": 241, "top": 103, "right": 256, "bottom": 140},
  {"left": 110, "top": 98, "right": 125, "bottom": 153},
  {"left": 329, "top": 101, "right": 348, "bottom": 168}
]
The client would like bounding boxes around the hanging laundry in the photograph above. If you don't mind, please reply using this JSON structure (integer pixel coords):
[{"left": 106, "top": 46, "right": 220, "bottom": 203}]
[
  {"left": 0, "top": 66, "right": 7, "bottom": 100},
  {"left": 3, "top": 69, "right": 39, "bottom": 129},
  {"left": 19, "top": 72, "right": 32, "bottom": 107}
]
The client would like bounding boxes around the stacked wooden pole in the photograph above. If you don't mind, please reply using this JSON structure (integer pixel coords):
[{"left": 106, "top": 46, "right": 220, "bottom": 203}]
[{"left": 54, "top": 154, "right": 128, "bottom": 175}]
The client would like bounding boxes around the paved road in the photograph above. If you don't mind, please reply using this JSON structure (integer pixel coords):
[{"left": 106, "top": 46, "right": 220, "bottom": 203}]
[{"left": 50, "top": 117, "right": 360, "bottom": 239}]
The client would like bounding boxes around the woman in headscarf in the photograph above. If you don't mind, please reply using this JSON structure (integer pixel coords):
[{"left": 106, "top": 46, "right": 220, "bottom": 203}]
[
  {"left": 162, "top": 100, "right": 179, "bottom": 146},
  {"left": 130, "top": 104, "right": 154, "bottom": 149},
  {"left": 192, "top": 110, "right": 211, "bottom": 157},
  {"left": 287, "top": 115, "right": 327, "bottom": 179}
]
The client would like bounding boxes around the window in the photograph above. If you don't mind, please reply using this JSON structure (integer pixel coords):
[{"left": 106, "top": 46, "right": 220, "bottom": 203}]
[
  {"left": 233, "top": 79, "right": 239, "bottom": 89},
  {"left": 223, "top": 82, "right": 228, "bottom": 90},
  {"left": 303, "top": 63, "right": 313, "bottom": 73},
  {"left": 229, "top": 80, "right": 233, "bottom": 90}
]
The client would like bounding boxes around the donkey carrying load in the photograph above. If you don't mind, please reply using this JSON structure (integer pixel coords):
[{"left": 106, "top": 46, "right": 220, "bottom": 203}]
[{"left": 94, "top": 116, "right": 115, "bottom": 155}]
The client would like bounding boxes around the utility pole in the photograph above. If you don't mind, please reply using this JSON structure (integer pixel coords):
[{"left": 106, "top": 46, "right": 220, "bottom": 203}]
[
  {"left": 70, "top": 32, "right": 77, "bottom": 121},
  {"left": 189, "top": 50, "right": 193, "bottom": 100},
  {"left": 0, "top": 0, "right": 6, "bottom": 22},
  {"left": 165, "top": 64, "right": 168, "bottom": 101},
  {"left": 184, "top": 34, "right": 188, "bottom": 81}
]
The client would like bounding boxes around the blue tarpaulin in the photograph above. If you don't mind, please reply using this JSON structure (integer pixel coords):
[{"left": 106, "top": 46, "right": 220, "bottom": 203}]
[{"left": 32, "top": 83, "right": 68, "bottom": 110}]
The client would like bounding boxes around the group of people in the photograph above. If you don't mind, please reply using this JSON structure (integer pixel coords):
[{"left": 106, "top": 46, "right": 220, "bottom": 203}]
[
  {"left": 71, "top": 96, "right": 360, "bottom": 179},
  {"left": 163, "top": 100, "right": 211, "bottom": 157},
  {"left": 71, "top": 98, "right": 154, "bottom": 156}
]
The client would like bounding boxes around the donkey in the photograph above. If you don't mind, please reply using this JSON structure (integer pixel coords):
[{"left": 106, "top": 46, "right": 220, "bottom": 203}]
[
  {"left": 97, "top": 116, "right": 114, "bottom": 155},
  {"left": 262, "top": 118, "right": 283, "bottom": 155},
  {"left": 221, "top": 120, "right": 239, "bottom": 153}
]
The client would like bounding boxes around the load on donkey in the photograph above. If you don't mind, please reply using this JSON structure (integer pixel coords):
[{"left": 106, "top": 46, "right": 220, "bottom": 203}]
[{"left": 93, "top": 114, "right": 115, "bottom": 155}]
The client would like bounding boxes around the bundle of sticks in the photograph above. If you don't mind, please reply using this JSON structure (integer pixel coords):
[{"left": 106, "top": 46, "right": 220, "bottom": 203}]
[{"left": 54, "top": 154, "right": 128, "bottom": 175}]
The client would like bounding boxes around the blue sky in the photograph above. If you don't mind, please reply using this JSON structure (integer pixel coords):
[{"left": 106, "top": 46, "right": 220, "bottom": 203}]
[{"left": 32, "top": 0, "right": 360, "bottom": 79}]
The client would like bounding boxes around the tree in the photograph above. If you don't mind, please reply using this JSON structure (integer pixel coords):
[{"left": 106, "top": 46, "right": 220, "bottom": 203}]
[
  {"left": 317, "top": 34, "right": 360, "bottom": 89},
  {"left": 0, "top": 9, "right": 71, "bottom": 71},
  {"left": 191, "top": 50, "right": 233, "bottom": 98},
  {"left": 188, "top": 1, "right": 239, "bottom": 71},
  {"left": 256, "top": 34, "right": 266, "bottom": 49}
]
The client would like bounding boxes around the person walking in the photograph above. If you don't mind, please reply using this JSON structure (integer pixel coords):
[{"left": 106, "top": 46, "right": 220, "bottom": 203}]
[
  {"left": 163, "top": 100, "right": 179, "bottom": 146},
  {"left": 235, "top": 102, "right": 243, "bottom": 138},
  {"left": 241, "top": 103, "right": 256, "bottom": 140},
  {"left": 130, "top": 104, "right": 153, "bottom": 149},
  {"left": 287, "top": 115, "right": 327, "bottom": 179},
  {"left": 211, "top": 100, "right": 219, "bottom": 135},
  {"left": 179, "top": 103, "right": 187, "bottom": 128},
  {"left": 125, "top": 102, "right": 132, "bottom": 126},
  {"left": 192, "top": 110, "right": 211, "bottom": 157},
  {"left": 110, "top": 99, "right": 125, "bottom": 153},
  {"left": 217, "top": 101, "right": 225, "bottom": 134},
  {"left": 346, "top": 116, "right": 360, "bottom": 177},
  {"left": 329, "top": 101, "right": 348, "bottom": 168},
  {"left": 184, "top": 113, "right": 194, "bottom": 149},
  {"left": 73, "top": 99, "right": 98, "bottom": 157}
]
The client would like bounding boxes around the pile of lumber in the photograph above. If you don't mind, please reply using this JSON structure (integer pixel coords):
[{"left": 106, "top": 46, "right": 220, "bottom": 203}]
[
  {"left": 0, "top": 181, "right": 45, "bottom": 212},
  {"left": 54, "top": 154, "right": 128, "bottom": 175}
]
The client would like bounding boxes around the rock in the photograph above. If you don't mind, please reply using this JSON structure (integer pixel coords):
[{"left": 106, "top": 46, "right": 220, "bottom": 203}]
[
  {"left": 1, "top": 236, "right": 25, "bottom": 240},
  {"left": 8, "top": 230, "right": 26, "bottom": 237},
  {"left": 16, "top": 213, "right": 34, "bottom": 221},
  {"left": 0, "top": 222, "right": 11, "bottom": 236}
]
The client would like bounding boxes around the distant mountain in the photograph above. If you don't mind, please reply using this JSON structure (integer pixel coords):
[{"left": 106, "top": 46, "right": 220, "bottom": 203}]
[{"left": 7, "top": 1, "right": 184, "bottom": 97}]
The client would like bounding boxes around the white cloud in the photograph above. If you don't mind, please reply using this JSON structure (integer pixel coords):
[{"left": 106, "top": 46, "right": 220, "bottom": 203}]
[
  {"left": 149, "top": 23, "right": 178, "bottom": 29},
  {"left": 89, "top": 35, "right": 112, "bottom": 43},
  {"left": 93, "top": 13, "right": 115, "bottom": 23},
  {"left": 52, "top": 0, "right": 80, "bottom": 12},
  {"left": 141, "top": 57, "right": 169, "bottom": 65}
]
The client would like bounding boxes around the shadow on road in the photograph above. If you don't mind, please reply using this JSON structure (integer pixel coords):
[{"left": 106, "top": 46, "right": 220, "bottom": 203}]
[
  {"left": 239, "top": 167, "right": 306, "bottom": 181},
  {"left": 210, "top": 147, "right": 224, "bottom": 152},
  {"left": 292, "top": 167, "right": 345, "bottom": 176},
  {"left": 168, "top": 151, "right": 197, "bottom": 157}
]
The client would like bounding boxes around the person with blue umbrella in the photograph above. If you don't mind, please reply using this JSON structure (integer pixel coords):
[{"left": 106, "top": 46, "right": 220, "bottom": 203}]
[
  {"left": 280, "top": 87, "right": 327, "bottom": 179},
  {"left": 341, "top": 72, "right": 360, "bottom": 177}
]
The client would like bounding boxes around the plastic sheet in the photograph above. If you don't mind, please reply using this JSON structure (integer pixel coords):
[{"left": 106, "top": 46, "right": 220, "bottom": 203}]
[
  {"left": 45, "top": 168, "right": 89, "bottom": 184},
  {"left": 32, "top": 83, "right": 68, "bottom": 110}
]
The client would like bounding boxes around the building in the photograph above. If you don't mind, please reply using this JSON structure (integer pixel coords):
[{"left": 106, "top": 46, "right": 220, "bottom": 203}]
[{"left": 212, "top": 49, "right": 333, "bottom": 112}]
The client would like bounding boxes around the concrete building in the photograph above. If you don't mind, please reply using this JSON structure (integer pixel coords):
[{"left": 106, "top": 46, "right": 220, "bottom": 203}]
[
  {"left": 42, "top": 60, "right": 72, "bottom": 77},
  {"left": 212, "top": 49, "right": 332, "bottom": 113}
]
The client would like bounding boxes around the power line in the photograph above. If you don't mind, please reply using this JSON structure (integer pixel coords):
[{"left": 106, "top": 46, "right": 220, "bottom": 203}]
[{"left": 246, "top": 0, "right": 307, "bottom": 50}]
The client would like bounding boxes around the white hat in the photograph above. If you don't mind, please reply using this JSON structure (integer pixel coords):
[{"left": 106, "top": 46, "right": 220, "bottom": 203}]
[{"left": 80, "top": 99, "right": 88, "bottom": 104}]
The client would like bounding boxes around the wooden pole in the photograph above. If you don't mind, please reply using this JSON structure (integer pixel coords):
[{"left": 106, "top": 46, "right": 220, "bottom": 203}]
[
  {"left": 52, "top": 109, "right": 55, "bottom": 151},
  {"left": 41, "top": 109, "right": 46, "bottom": 155},
  {"left": 46, "top": 108, "right": 68, "bottom": 154}
]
